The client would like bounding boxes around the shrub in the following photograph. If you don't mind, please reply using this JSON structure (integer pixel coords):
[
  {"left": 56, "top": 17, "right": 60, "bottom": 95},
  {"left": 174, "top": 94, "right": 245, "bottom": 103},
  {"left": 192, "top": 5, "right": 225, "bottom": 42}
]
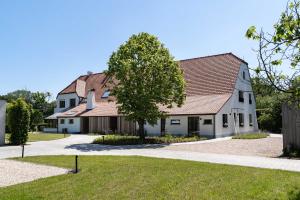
[
  {"left": 93, "top": 135, "right": 206, "bottom": 145},
  {"left": 7, "top": 98, "right": 30, "bottom": 145},
  {"left": 232, "top": 133, "right": 269, "bottom": 139}
]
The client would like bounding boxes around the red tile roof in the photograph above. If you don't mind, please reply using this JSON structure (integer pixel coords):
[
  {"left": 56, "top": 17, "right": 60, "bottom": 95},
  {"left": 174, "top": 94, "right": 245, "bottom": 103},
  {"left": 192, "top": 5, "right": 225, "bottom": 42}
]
[
  {"left": 57, "top": 94, "right": 231, "bottom": 117},
  {"left": 180, "top": 53, "right": 245, "bottom": 96},
  {"left": 58, "top": 53, "right": 245, "bottom": 100},
  {"left": 58, "top": 73, "right": 113, "bottom": 102}
]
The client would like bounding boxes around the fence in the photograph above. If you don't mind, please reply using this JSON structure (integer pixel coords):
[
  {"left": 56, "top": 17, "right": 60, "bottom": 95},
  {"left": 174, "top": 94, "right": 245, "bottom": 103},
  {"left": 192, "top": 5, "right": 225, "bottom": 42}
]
[{"left": 282, "top": 103, "right": 300, "bottom": 151}]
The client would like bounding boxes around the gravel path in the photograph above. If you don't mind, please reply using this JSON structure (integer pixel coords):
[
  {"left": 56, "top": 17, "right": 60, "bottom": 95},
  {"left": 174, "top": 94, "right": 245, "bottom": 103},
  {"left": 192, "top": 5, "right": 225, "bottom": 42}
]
[
  {"left": 163, "top": 136, "right": 283, "bottom": 157},
  {"left": 0, "top": 160, "right": 68, "bottom": 187}
]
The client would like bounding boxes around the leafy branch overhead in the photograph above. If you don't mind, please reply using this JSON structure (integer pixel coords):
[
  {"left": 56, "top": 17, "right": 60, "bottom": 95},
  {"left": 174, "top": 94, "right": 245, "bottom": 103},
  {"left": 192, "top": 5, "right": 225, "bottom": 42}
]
[
  {"left": 246, "top": 0, "right": 300, "bottom": 99},
  {"left": 107, "top": 32, "right": 185, "bottom": 139}
]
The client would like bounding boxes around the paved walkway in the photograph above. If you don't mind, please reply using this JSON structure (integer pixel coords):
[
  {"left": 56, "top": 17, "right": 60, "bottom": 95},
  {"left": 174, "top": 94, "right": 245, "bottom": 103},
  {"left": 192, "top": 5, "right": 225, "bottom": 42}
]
[{"left": 1, "top": 134, "right": 300, "bottom": 172}]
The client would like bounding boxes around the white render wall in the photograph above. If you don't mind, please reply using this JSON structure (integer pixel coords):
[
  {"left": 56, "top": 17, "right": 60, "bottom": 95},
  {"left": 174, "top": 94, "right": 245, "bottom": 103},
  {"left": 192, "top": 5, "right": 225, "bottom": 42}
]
[
  {"left": 54, "top": 93, "right": 80, "bottom": 113},
  {"left": 58, "top": 117, "right": 81, "bottom": 133},
  {"left": 144, "top": 115, "right": 215, "bottom": 137},
  {"left": 0, "top": 100, "right": 6, "bottom": 145},
  {"left": 215, "top": 63, "right": 258, "bottom": 137}
]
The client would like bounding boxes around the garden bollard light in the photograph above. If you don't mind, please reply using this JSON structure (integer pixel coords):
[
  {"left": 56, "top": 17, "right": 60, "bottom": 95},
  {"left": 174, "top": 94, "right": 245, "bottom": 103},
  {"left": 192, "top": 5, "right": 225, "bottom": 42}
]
[
  {"left": 75, "top": 155, "right": 78, "bottom": 173},
  {"left": 102, "top": 135, "right": 105, "bottom": 143},
  {"left": 21, "top": 144, "right": 24, "bottom": 158}
]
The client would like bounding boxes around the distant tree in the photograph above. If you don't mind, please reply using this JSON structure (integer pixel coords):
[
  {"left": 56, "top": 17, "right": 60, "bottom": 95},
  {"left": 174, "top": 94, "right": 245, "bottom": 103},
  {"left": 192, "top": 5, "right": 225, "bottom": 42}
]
[
  {"left": 0, "top": 90, "right": 32, "bottom": 103},
  {"left": 246, "top": 0, "right": 300, "bottom": 102},
  {"left": 107, "top": 32, "right": 185, "bottom": 140},
  {"left": 8, "top": 98, "right": 30, "bottom": 145},
  {"left": 29, "top": 108, "right": 44, "bottom": 132}
]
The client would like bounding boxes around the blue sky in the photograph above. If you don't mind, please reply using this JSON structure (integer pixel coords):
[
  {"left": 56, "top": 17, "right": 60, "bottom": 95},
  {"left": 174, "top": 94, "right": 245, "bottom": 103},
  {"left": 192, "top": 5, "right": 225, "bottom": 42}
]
[{"left": 0, "top": 0, "right": 287, "bottom": 98}]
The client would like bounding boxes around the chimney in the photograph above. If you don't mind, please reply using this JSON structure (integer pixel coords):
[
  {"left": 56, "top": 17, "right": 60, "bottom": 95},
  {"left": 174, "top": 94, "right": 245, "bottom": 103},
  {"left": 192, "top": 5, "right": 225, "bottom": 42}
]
[{"left": 86, "top": 89, "right": 96, "bottom": 110}]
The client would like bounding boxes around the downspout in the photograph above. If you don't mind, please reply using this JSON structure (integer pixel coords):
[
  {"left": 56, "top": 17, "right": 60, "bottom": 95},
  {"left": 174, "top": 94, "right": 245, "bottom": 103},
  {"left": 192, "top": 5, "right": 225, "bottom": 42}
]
[{"left": 213, "top": 115, "right": 216, "bottom": 138}]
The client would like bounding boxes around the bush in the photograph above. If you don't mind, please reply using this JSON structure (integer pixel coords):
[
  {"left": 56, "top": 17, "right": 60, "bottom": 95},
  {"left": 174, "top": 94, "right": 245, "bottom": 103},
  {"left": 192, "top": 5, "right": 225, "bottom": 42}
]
[
  {"left": 7, "top": 98, "right": 30, "bottom": 145},
  {"left": 283, "top": 147, "right": 300, "bottom": 158},
  {"left": 232, "top": 133, "right": 269, "bottom": 139},
  {"left": 93, "top": 135, "right": 206, "bottom": 145}
]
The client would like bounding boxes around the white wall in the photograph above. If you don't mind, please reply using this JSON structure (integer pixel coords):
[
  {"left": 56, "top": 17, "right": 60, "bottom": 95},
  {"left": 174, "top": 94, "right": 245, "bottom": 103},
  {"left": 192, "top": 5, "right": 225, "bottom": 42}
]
[
  {"left": 43, "top": 128, "right": 58, "bottom": 133},
  {"left": 215, "top": 63, "right": 259, "bottom": 137},
  {"left": 0, "top": 101, "right": 6, "bottom": 145},
  {"left": 58, "top": 117, "right": 81, "bottom": 133},
  {"left": 144, "top": 115, "right": 215, "bottom": 137},
  {"left": 55, "top": 93, "right": 80, "bottom": 113}
]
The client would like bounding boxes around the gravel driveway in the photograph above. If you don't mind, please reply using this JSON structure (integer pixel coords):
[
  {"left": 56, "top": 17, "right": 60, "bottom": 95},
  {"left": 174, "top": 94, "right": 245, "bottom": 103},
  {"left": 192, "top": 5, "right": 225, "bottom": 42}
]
[
  {"left": 163, "top": 136, "right": 283, "bottom": 157},
  {"left": 0, "top": 160, "right": 68, "bottom": 187}
]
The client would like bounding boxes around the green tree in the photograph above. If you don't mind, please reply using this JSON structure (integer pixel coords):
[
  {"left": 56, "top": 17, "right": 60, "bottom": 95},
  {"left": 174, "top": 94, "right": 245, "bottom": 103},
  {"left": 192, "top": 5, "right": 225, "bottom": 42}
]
[
  {"left": 8, "top": 98, "right": 30, "bottom": 145},
  {"left": 107, "top": 32, "right": 185, "bottom": 140},
  {"left": 246, "top": 0, "right": 300, "bottom": 101},
  {"left": 29, "top": 108, "right": 44, "bottom": 132}
]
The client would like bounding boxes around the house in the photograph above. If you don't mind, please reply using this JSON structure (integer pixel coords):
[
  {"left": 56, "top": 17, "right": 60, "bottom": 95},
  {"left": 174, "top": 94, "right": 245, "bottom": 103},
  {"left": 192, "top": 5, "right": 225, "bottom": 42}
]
[
  {"left": 45, "top": 53, "right": 258, "bottom": 138},
  {"left": 0, "top": 100, "right": 6, "bottom": 145}
]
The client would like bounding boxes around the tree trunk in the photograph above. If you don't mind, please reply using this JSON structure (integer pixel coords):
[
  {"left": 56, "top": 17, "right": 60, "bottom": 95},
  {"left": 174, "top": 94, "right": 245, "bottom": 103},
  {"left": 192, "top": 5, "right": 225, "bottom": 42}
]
[{"left": 138, "top": 119, "right": 145, "bottom": 141}]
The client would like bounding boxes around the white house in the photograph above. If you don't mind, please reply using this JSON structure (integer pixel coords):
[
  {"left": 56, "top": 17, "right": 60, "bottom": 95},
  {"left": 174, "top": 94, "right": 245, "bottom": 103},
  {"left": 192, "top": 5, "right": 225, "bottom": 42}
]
[
  {"left": 0, "top": 100, "right": 6, "bottom": 145},
  {"left": 45, "top": 53, "right": 258, "bottom": 138}
]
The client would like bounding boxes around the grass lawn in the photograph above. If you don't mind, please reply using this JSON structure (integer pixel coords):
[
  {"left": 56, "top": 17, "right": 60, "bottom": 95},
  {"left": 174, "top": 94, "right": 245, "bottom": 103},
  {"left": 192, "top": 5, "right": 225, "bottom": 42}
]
[
  {"left": 93, "top": 134, "right": 206, "bottom": 145},
  {"left": 0, "top": 156, "right": 300, "bottom": 200},
  {"left": 232, "top": 133, "right": 269, "bottom": 139},
  {"left": 5, "top": 132, "right": 70, "bottom": 144}
]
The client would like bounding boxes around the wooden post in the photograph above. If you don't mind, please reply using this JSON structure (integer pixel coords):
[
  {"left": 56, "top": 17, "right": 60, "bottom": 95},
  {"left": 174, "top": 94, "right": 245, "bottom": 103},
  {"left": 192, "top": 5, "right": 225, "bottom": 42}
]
[
  {"left": 21, "top": 144, "right": 24, "bottom": 158},
  {"left": 75, "top": 155, "right": 78, "bottom": 173}
]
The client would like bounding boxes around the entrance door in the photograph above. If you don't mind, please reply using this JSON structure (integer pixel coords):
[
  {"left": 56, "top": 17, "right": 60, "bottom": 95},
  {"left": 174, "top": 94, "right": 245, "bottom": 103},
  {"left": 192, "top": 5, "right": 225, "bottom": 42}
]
[
  {"left": 109, "top": 117, "right": 118, "bottom": 133},
  {"left": 188, "top": 117, "right": 199, "bottom": 136},
  {"left": 161, "top": 118, "right": 166, "bottom": 136},
  {"left": 82, "top": 117, "right": 89, "bottom": 133}
]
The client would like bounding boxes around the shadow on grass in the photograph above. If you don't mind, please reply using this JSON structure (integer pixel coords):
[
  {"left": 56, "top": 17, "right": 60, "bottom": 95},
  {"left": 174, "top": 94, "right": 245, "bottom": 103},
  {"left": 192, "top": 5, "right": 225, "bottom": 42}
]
[
  {"left": 288, "top": 187, "right": 300, "bottom": 200},
  {"left": 64, "top": 143, "right": 170, "bottom": 152}
]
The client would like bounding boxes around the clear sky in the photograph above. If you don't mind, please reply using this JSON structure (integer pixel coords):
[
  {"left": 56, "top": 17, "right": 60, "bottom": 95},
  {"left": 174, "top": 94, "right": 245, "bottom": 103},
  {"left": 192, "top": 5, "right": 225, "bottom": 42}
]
[{"left": 0, "top": 0, "right": 287, "bottom": 98}]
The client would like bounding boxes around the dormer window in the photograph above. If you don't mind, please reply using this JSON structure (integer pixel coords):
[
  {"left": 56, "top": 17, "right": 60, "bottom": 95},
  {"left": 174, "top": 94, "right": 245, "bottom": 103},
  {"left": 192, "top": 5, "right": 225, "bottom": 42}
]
[
  {"left": 59, "top": 100, "right": 65, "bottom": 108},
  {"left": 101, "top": 90, "right": 110, "bottom": 98},
  {"left": 70, "top": 98, "right": 76, "bottom": 108},
  {"left": 239, "top": 91, "right": 244, "bottom": 102}
]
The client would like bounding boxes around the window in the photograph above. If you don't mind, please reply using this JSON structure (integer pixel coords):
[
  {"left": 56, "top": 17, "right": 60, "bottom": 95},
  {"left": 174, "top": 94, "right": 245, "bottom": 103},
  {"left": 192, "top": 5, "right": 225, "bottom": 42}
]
[
  {"left": 60, "top": 119, "right": 65, "bottom": 124},
  {"left": 222, "top": 114, "right": 228, "bottom": 127},
  {"left": 170, "top": 119, "right": 180, "bottom": 125},
  {"left": 70, "top": 98, "right": 76, "bottom": 108},
  {"left": 69, "top": 119, "right": 74, "bottom": 124},
  {"left": 101, "top": 90, "right": 110, "bottom": 98},
  {"left": 249, "top": 94, "right": 252, "bottom": 104},
  {"left": 242, "top": 71, "right": 246, "bottom": 80},
  {"left": 239, "top": 113, "right": 244, "bottom": 127},
  {"left": 203, "top": 119, "right": 213, "bottom": 125},
  {"left": 249, "top": 114, "right": 253, "bottom": 126},
  {"left": 59, "top": 100, "right": 65, "bottom": 108},
  {"left": 239, "top": 91, "right": 244, "bottom": 102}
]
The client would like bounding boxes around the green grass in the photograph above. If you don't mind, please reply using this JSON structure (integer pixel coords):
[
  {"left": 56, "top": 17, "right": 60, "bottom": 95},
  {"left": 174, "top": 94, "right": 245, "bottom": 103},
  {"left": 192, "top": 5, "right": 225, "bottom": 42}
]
[
  {"left": 5, "top": 132, "right": 70, "bottom": 144},
  {"left": 1, "top": 156, "right": 300, "bottom": 200},
  {"left": 93, "top": 134, "right": 206, "bottom": 145},
  {"left": 232, "top": 133, "right": 269, "bottom": 139}
]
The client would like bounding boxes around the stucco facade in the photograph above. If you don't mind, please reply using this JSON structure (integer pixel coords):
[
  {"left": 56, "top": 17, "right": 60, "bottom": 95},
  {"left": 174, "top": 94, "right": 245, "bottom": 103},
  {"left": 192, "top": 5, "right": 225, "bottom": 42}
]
[
  {"left": 0, "top": 100, "right": 6, "bottom": 145},
  {"left": 58, "top": 117, "right": 81, "bottom": 133},
  {"left": 144, "top": 63, "right": 258, "bottom": 138},
  {"left": 54, "top": 93, "right": 80, "bottom": 113}
]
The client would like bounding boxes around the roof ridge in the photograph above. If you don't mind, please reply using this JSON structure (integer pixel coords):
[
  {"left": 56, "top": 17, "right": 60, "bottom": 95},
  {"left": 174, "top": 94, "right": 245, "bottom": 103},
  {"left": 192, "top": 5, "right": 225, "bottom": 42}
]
[{"left": 179, "top": 52, "right": 248, "bottom": 65}]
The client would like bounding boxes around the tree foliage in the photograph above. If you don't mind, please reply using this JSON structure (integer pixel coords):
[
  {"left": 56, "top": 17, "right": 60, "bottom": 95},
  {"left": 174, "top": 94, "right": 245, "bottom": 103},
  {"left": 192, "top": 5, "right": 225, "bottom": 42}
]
[
  {"left": 0, "top": 90, "right": 55, "bottom": 132},
  {"left": 8, "top": 98, "right": 30, "bottom": 145},
  {"left": 252, "top": 75, "right": 290, "bottom": 133},
  {"left": 246, "top": 0, "right": 300, "bottom": 101},
  {"left": 107, "top": 32, "right": 185, "bottom": 139}
]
